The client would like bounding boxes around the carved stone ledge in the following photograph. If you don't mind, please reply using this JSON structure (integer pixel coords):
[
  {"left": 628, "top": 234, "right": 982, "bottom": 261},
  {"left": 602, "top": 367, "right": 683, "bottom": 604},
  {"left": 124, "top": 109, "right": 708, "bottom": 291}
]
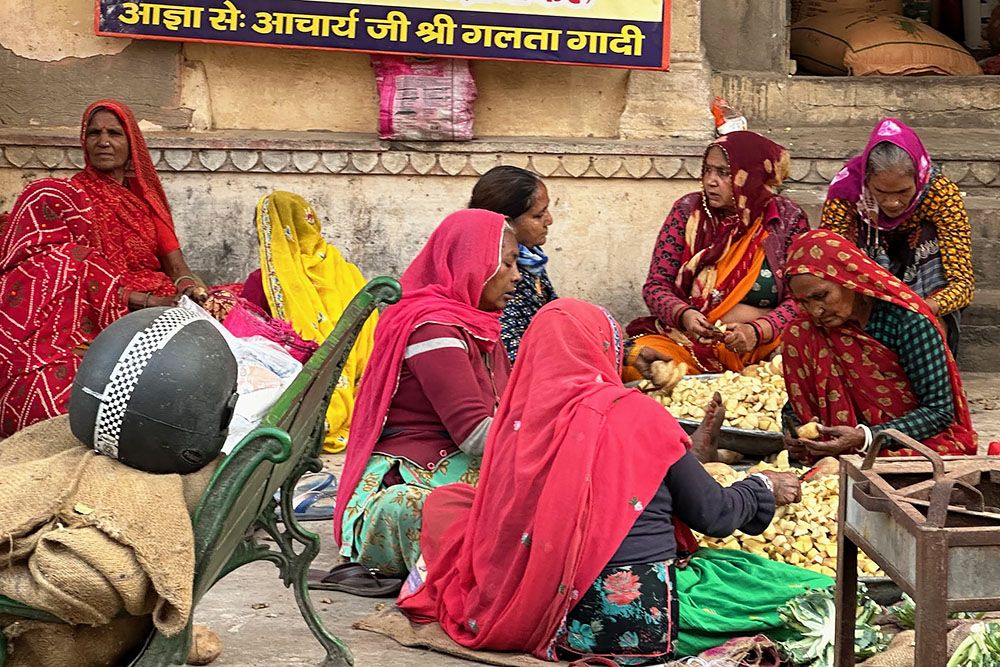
[{"left": 2, "top": 133, "right": 1000, "bottom": 189}]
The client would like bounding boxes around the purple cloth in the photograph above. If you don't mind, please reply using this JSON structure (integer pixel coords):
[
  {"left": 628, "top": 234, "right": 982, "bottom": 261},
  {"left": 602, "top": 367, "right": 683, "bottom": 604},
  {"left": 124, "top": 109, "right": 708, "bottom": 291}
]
[
  {"left": 240, "top": 268, "right": 272, "bottom": 316},
  {"left": 825, "top": 118, "right": 934, "bottom": 231}
]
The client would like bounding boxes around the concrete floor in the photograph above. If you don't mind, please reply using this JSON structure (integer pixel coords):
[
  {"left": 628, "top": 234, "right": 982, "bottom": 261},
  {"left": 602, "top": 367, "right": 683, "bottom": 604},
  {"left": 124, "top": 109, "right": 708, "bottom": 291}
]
[{"left": 193, "top": 373, "right": 1000, "bottom": 666}]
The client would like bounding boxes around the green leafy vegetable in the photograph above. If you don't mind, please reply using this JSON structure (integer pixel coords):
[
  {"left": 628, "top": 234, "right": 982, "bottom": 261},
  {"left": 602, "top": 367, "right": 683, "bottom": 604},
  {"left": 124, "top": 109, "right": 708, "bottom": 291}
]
[
  {"left": 947, "top": 622, "right": 1000, "bottom": 666},
  {"left": 779, "top": 585, "right": 888, "bottom": 667},
  {"left": 891, "top": 593, "right": 985, "bottom": 630}
]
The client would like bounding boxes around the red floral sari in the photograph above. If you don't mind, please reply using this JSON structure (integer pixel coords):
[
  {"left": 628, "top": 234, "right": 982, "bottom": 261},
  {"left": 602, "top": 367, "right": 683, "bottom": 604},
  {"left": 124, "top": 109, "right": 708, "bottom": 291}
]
[
  {"left": 0, "top": 180, "right": 126, "bottom": 436},
  {"left": 782, "top": 229, "right": 975, "bottom": 456},
  {"left": 70, "top": 99, "right": 179, "bottom": 297}
]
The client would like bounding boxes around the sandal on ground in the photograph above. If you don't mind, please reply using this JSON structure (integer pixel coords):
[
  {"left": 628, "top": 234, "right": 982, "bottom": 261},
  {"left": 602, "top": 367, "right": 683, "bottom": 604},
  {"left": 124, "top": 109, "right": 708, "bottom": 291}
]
[{"left": 306, "top": 563, "right": 403, "bottom": 597}]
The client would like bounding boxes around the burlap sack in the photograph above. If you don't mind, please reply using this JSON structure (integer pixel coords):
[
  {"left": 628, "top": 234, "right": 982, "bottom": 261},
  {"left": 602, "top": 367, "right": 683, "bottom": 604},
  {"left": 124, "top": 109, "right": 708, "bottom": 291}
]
[
  {"left": 792, "top": 12, "right": 982, "bottom": 76},
  {"left": 792, "top": 0, "right": 902, "bottom": 23},
  {"left": 0, "top": 416, "right": 217, "bottom": 667},
  {"left": 860, "top": 621, "right": 979, "bottom": 666}
]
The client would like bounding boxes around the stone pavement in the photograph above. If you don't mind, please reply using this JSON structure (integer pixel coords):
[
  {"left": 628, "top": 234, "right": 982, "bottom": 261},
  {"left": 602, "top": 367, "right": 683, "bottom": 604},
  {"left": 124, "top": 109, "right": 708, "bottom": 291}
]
[{"left": 193, "top": 373, "right": 1000, "bottom": 666}]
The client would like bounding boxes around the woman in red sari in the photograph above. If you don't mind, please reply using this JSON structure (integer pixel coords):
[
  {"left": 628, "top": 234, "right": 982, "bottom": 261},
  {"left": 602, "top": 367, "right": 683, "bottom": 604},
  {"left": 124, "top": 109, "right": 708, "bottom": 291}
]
[
  {"left": 782, "top": 229, "right": 976, "bottom": 459},
  {"left": 0, "top": 180, "right": 126, "bottom": 436},
  {"left": 70, "top": 99, "right": 211, "bottom": 311}
]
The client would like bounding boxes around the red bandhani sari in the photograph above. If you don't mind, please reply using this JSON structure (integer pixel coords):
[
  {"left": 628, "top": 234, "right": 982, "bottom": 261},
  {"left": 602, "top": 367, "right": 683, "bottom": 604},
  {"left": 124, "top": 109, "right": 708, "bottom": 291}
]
[
  {"left": 0, "top": 180, "right": 126, "bottom": 436},
  {"left": 782, "top": 229, "right": 975, "bottom": 456},
  {"left": 70, "top": 99, "right": 179, "bottom": 297},
  {"left": 333, "top": 209, "right": 509, "bottom": 545},
  {"left": 398, "top": 299, "right": 691, "bottom": 660}
]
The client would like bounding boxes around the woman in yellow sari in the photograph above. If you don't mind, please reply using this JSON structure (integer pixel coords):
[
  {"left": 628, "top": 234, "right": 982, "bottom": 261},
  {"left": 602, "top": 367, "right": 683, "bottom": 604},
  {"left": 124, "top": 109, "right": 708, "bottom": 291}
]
[
  {"left": 624, "top": 132, "right": 810, "bottom": 380},
  {"left": 255, "top": 192, "right": 376, "bottom": 452}
]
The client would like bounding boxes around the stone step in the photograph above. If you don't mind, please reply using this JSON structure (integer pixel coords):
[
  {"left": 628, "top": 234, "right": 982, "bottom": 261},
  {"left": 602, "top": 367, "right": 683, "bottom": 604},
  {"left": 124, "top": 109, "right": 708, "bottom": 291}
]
[
  {"left": 779, "top": 188, "right": 1000, "bottom": 290},
  {"left": 714, "top": 73, "right": 1000, "bottom": 130},
  {"left": 960, "top": 289, "right": 1000, "bottom": 372}
]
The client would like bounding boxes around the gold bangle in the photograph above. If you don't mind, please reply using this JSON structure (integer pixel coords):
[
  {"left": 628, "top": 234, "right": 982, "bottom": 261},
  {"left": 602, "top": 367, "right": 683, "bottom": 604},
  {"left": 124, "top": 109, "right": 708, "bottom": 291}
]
[
  {"left": 172, "top": 274, "right": 198, "bottom": 287},
  {"left": 143, "top": 292, "right": 152, "bottom": 308}
]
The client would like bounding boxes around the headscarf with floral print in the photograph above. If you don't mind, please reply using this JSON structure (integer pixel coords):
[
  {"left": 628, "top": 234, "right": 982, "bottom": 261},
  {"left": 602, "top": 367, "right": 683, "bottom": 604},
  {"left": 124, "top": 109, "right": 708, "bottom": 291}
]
[{"left": 676, "top": 131, "right": 791, "bottom": 311}]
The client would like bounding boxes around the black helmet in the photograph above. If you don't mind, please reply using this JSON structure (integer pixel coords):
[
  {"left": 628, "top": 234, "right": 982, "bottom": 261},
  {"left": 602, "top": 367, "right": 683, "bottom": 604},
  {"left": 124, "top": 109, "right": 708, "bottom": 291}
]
[{"left": 69, "top": 307, "right": 239, "bottom": 474}]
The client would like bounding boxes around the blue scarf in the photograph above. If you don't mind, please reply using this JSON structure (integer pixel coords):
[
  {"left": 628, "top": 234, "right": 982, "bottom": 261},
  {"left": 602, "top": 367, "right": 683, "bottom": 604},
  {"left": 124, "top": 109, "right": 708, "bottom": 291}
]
[{"left": 517, "top": 244, "right": 549, "bottom": 276}]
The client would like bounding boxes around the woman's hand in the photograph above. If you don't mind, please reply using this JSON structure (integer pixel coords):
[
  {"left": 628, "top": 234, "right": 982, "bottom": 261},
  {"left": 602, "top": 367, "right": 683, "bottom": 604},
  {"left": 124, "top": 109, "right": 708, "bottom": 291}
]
[
  {"left": 631, "top": 346, "right": 671, "bottom": 380},
  {"left": 758, "top": 470, "right": 802, "bottom": 506},
  {"left": 185, "top": 285, "right": 209, "bottom": 305},
  {"left": 147, "top": 294, "right": 181, "bottom": 308},
  {"left": 800, "top": 425, "right": 866, "bottom": 458},
  {"left": 783, "top": 431, "right": 812, "bottom": 465},
  {"left": 723, "top": 323, "right": 757, "bottom": 354},
  {"left": 681, "top": 309, "right": 722, "bottom": 345}
]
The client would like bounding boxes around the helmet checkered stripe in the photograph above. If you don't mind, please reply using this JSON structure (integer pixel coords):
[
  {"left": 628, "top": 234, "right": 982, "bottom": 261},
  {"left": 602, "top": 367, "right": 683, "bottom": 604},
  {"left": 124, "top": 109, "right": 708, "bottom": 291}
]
[{"left": 92, "top": 307, "right": 200, "bottom": 458}]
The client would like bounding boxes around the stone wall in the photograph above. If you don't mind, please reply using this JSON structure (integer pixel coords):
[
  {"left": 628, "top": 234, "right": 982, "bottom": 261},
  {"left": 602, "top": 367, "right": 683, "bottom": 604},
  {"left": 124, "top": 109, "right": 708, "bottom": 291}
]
[{"left": 0, "top": 132, "right": 707, "bottom": 323}]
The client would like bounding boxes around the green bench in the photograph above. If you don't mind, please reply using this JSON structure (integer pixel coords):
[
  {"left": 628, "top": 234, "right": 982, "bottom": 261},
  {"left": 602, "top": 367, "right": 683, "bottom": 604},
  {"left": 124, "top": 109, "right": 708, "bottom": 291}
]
[{"left": 0, "top": 276, "right": 402, "bottom": 667}]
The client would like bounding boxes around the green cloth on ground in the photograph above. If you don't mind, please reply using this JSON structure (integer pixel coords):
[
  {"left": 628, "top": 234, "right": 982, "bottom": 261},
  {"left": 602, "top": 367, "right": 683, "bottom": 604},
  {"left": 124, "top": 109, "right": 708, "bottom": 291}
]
[{"left": 675, "top": 548, "right": 833, "bottom": 656}]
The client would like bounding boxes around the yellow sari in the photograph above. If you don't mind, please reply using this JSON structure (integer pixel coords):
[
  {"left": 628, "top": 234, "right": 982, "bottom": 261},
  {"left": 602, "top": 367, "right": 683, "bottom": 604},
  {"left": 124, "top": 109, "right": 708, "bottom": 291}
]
[{"left": 255, "top": 192, "right": 377, "bottom": 453}]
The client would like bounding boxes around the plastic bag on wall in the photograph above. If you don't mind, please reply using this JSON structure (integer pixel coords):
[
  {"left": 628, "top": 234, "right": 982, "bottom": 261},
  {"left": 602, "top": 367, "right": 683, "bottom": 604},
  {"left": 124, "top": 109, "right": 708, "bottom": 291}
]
[{"left": 371, "top": 55, "right": 476, "bottom": 141}]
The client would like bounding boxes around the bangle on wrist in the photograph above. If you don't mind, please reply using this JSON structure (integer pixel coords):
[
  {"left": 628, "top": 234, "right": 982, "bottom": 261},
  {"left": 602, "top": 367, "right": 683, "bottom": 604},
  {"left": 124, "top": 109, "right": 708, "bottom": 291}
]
[
  {"left": 143, "top": 292, "right": 152, "bottom": 308},
  {"left": 747, "top": 321, "right": 762, "bottom": 348},
  {"left": 172, "top": 274, "right": 199, "bottom": 287},
  {"left": 856, "top": 424, "right": 873, "bottom": 455}
]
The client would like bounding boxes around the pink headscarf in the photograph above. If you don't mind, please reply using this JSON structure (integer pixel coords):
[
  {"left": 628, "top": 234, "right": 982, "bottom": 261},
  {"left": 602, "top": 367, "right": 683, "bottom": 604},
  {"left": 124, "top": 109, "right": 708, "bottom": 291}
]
[
  {"left": 398, "top": 299, "right": 690, "bottom": 660},
  {"left": 333, "top": 209, "right": 508, "bottom": 544},
  {"left": 826, "top": 118, "right": 934, "bottom": 231}
]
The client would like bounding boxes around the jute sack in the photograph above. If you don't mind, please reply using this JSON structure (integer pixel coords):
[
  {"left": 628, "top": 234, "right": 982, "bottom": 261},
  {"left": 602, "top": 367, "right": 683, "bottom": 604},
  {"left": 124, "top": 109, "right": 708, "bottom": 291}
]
[
  {"left": 792, "top": 12, "right": 982, "bottom": 76},
  {"left": 792, "top": 0, "right": 902, "bottom": 23},
  {"left": 860, "top": 622, "right": 978, "bottom": 666}
]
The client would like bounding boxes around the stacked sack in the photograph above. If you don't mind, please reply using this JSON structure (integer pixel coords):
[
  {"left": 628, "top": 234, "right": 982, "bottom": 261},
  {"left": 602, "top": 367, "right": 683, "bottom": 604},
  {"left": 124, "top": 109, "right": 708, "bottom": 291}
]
[{"left": 791, "top": 10, "right": 981, "bottom": 76}]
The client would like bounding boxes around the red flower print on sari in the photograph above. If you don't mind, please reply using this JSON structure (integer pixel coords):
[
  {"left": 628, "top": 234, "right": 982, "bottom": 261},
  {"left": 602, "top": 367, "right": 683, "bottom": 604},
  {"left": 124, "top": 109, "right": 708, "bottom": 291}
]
[{"left": 603, "top": 570, "right": 642, "bottom": 606}]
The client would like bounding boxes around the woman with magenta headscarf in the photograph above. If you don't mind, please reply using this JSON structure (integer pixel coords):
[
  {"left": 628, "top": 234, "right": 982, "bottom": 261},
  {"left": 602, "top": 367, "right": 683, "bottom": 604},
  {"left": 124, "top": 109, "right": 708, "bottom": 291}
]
[{"left": 822, "top": 118, "right": 974, "bottom": 354}]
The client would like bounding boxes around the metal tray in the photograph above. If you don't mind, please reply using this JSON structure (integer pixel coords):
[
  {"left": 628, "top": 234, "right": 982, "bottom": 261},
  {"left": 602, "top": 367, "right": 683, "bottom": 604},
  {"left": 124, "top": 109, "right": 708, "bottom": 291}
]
[{"left": 632, "top": 374, "right": 784, "bottom": 458}]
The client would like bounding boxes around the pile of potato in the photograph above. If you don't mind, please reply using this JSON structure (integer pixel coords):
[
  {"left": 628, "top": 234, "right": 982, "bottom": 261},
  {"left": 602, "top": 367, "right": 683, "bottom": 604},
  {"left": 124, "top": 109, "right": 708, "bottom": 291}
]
[
  {"left": 696, "top": 453, "right": 883, "bottom": 577},
  {"left": 642, "top": 356, "right": 787, "bottom": 432}
]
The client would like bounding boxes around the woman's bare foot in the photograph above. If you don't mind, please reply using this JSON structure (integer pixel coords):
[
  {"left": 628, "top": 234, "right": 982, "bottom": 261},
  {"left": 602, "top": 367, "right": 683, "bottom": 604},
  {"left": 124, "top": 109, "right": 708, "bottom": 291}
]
[{"left": 690, "top": 392, "right": 725, "bottom": 463}]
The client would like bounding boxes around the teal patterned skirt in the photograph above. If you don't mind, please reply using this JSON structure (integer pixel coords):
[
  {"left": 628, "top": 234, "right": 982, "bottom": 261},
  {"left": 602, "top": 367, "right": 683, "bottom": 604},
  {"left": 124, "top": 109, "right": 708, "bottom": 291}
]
[
  {"left": 338, "top": 451, "right": 479, "bottom": 577},
  {"left": 557, "top": 561, "right": 677, "bottom": 666}
]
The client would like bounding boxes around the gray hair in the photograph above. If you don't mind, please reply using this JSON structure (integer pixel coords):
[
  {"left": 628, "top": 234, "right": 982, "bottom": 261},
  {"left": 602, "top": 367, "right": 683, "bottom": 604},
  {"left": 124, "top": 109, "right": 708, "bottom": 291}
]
[{"left": 866, "top": 141, "right": 915, "bottom": 179}]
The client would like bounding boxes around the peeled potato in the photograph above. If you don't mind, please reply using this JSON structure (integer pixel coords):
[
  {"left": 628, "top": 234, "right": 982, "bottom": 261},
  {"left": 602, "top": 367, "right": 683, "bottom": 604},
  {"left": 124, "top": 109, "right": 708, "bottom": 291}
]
[
  {"left": 797, "top": 422, "right": 821, "bottom": 440},
  {"left": 703, "top": 462, "right": 736, "bottom": 478}
]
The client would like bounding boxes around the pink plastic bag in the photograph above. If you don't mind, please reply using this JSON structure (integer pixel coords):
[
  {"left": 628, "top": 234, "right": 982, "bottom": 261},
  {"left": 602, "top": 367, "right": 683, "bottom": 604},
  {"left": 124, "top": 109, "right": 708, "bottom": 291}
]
[
  {"left": 371, "top": 55, "right": 476, "bottom": 141},
  {"left": 222, "top": 298, "right": 319, "bottom": 364}
]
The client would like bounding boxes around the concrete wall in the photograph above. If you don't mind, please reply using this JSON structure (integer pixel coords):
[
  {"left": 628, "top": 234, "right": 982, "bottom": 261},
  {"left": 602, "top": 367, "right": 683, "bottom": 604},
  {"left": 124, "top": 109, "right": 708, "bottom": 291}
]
[{"left": 700, "top": 0, "right": 790, "bottom": 73}]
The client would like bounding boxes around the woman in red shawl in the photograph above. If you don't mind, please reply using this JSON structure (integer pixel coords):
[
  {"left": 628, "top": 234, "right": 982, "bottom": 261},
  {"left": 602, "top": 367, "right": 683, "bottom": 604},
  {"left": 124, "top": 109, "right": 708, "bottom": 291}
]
[
  {"left": 398, "top": 299, "right": 800, "bottom": 664},
  {"left": 326, "top": 209, "right": 522, "bottom": 585},
  {"left": 0, "top": 179, "right": 127, "bottom": 436},
  {"left": 782, "top": 229, "right": 976, "bottom": 459},
  {"left": 624, "top": 132, "right": 809, "bottom": 381},
  {"left": 70, "top": 99, "right": 211, "bottom": 311}
]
